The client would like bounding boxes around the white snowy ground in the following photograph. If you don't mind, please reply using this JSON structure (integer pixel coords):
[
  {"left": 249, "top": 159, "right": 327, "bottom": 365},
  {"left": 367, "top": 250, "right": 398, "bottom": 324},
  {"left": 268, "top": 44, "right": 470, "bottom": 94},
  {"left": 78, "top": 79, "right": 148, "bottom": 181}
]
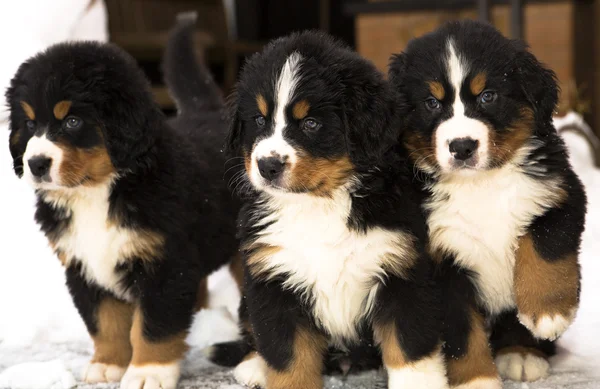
[{"left": 0, "top": 125, "right": 599, "bottom": 389}]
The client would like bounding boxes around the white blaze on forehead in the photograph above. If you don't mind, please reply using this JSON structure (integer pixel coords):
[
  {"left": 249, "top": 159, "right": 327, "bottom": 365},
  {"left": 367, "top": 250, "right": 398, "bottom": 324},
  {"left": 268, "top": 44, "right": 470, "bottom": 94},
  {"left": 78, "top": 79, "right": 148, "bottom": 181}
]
[
  {"left": 250, "top": 53, "right": 302, "bottom": 189},
  {"left": 23, "top": 134, "right": 64, "bottom": 188},
  {"left": 434, "top": 40, "right": 489, "bottom": 172}
]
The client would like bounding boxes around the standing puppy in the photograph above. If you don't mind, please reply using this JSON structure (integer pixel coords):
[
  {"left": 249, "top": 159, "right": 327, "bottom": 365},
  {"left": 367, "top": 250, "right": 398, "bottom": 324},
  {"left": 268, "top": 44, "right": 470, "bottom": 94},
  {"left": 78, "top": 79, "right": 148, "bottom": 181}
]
[
  {"left": 5, "top": 18, "right": 239, "bottom": 389},
  {"left": 389, "top": 20, "right": 587, "bottom": 388},
  {"left": 223, "top": 31, "right": 448, "bottom": 389}
]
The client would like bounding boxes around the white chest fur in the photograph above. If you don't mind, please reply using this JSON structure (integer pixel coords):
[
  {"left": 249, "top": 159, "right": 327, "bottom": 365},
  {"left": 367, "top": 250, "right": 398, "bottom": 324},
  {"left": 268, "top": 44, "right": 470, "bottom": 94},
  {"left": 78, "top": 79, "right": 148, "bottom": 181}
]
[
  {"left": 426, "top": 165, "right": 560, "bottom": 315},
  {"left": 45, "top": 184, "right": 133, "bottom": 300},
  {"left": 252, "top": 190, "right": 406, "bottom": 343}
]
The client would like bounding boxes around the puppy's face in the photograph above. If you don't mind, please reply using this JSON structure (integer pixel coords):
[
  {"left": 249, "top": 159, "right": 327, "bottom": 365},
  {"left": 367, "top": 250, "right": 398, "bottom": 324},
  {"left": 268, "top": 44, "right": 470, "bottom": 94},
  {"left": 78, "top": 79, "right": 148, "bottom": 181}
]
[
  {"left": 228, "top": 32, "right": 393, "bottom": 197},
  {"left": 9, "top": 95, "right": 113, "bottom": 190},
  {"left": 390, "top": 21, "right": 557, "bottom": 177}
]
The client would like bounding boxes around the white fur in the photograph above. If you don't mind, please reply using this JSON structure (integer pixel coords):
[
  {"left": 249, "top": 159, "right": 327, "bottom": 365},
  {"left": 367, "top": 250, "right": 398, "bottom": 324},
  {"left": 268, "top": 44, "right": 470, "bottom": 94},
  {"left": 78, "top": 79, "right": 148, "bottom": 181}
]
[
  {"left": 495, "top": 351, "right": 550, "bottom": 382},
  {"left": 426, "top": 148, "right": 562, "bottom": 315},
  {"left": 83, "top": 362, "right": 126, "bottom": 383},
  {"left": 233, "top": 354, "right": 268, "bottom": 389},
  {"left": 251, "top": 188, "right": 411, "bottom": 343},
  {"left": 435, "top": 41, "right": 489, "bottom": 172},
  {"left": 518, "top": 310, "right": 575, "bottom": 340},
  {"left": 120, "top": 363, "right": 180, "bottom": 389},
  {"left": 387, "top": 351, "right": 449, "bottom": 389},
  {"left": 451, "top": 377, "right": 502, "bottom": 389},
  {"left": 250, "top": 53, "right": 302, "bottom": 191},
  {"left": 23, "top": 134, "right": 65, "bottom": 189},
  {"left": 43, "top": 182, "right": 137, "bottom": 301}
]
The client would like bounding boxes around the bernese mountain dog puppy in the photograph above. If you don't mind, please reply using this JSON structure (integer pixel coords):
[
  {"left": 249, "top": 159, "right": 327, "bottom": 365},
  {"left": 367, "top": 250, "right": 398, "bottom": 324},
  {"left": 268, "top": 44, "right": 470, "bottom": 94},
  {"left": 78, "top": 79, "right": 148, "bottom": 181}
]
[
  {"left": 389, "top": 20, "right": 587, "bottom": 388},
  {"left": 210, "top": 31, "right": 448, "bottom": 389},
  {"left": 5, "top": 16, "right": 239, "bottom": 389}
]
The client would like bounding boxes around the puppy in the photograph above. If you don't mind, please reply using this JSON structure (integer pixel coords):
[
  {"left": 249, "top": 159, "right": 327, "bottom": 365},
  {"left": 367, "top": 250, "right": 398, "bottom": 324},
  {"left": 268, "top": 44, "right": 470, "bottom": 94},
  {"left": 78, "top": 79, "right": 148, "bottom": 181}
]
[
  {"left": 211, "top": 31, "right": 448, "bottom": 389},
  {"left": 389, "top": 20, "right": 587, "bottom": 388},
  {"left": 6, "top": 16, "right": 239, "bottom": 389}
]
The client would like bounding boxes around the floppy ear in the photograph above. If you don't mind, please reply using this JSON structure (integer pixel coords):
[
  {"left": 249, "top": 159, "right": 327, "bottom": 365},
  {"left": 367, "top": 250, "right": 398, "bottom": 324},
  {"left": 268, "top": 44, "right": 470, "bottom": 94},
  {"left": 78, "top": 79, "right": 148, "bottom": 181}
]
[
  {"left": 515, "top": 44, "right": 559, "bottom": 132},
  {"left": 224, "top": 88, "right": 243, "bottom": 157},
  {"left": 388, "top": 52, "right": 407, "bottom": 85}
]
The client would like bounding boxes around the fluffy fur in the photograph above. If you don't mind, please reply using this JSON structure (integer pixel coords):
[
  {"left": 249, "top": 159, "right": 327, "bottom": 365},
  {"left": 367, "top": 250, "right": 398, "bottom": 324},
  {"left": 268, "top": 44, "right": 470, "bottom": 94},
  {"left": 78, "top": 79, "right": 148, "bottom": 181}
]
[
  {"left": 389, "top": 20, "right": 587, "bottom": 388},
  {"left": 209, "top": 31, "right": 447, "bottom": 389},
  {"left": 5, "top": 16, "right": 239, "bottom": 389}
]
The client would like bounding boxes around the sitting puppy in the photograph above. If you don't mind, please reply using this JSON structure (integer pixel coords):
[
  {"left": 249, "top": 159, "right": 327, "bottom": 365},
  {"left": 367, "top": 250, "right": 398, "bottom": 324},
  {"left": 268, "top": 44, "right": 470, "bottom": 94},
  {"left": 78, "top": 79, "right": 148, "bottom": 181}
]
[
  {"left": 214, "top": 31, "right": 448, "bottom": 389},
  {"left": 6, "top": 16, "right": 238, "bottom": 389},
  {"left": 389, "top": 20, "right": 587, "bottom": 388}
]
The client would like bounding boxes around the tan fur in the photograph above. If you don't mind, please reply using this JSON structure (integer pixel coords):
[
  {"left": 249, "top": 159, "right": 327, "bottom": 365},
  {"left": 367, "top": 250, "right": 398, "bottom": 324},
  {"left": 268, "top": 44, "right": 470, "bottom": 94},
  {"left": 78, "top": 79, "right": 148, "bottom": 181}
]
[
  {"left": 266, "top": 327, "right": 327, "bottom": 389},
  {"left": 10, "top": 130, "right": 20, "bottom": 146},
  {"left": 447, "top": 309, "right": 499, "bottom": 386},
  {"left": 404, "top": 132, "right": 438, "bottom": 172},
  {"left": 514, "top": 234, "right": 579, "bottom": 323},
  {"left": 130, "top": 308, "right": 189, "bottom": 366},
  {"left": 118, "top": 229, "right": 165, "bottom": 262},
  {"left": 56, "top": 250, "right": 67, "bottom": 266},
  {"left": 53, "top": 100, "right": 72, "bottom": 120},
  {"left": 488, "top": 108, "right": 534, "bottom": 167},
  {"left": 289, "top": 153, "right": 353, "bottom": 197},
  {"left": 257, "top": 94, "right": 268, "bottom": 117},
  {"left": 496, "top": 345, "right": 549, "bottom": 359},
  {"left": 20, "top": 101, "right": 35, "bottom": 120},
  {"left": 57, "top": 137, "right": 114, "bottom": 187},
  {"left": 292, "top": 100, "right": 310, "bottom": 120},
  {"left": 470, "top": 73, "right": 487, "bottom": 96},
  {"left": 92, "top": 298, "right": 134, "bottom": 367},
  {"left": 428, "top": 81, "right": 445, "bottom": 100},
  {"left": 195, "top": 278, "right": 209, "bottom": 311},
  {"left": 245, "top": 244, "right": 282, "bottom": 278},
  {"left": 380, "top": 234, "right": 418, "bottom": 279},
  {"left": 228, "top": 252, "right": 245, "bottom": 291},
  {"left": 373, "top": 322, "right": 406, "bottom": 369}
]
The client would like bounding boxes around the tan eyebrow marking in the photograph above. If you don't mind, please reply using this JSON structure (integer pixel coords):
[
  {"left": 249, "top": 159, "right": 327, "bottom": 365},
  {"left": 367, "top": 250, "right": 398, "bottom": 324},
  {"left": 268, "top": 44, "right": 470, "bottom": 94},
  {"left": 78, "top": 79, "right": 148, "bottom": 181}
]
[
  {"left": 256, "top": 94, "right": 268, "bottom": 117},
  {"left": 428, "top": 81, "right": 445, "bottom": 100},
  {"left": 53, "top": 100, "right": 72, "bottom": 120},
  {"left": 292, "top": 100, "right": 310, "bottom": 120},
  {"left": 470, "top": 73, "right": 487, "bottom": 96},
  {"left": 20, "top": 101, "right": 35, "bottom": 120}
]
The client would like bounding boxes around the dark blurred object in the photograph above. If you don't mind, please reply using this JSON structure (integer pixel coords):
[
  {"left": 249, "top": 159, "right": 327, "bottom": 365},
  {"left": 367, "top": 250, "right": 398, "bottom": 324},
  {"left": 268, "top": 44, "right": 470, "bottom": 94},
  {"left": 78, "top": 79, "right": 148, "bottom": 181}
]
[
  {"left": 105, "top": 0, "right": 264, "bottom": 108},
  {"left": 346, "top": 0, "right": 599, "bottom": 139}
]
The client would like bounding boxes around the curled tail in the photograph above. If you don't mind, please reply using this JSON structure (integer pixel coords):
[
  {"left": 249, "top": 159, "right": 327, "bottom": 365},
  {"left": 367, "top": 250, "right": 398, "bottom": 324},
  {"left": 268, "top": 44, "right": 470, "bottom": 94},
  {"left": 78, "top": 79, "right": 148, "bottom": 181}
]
[{"left": 163, "top": 12, "right": 223, "bottom": 114}]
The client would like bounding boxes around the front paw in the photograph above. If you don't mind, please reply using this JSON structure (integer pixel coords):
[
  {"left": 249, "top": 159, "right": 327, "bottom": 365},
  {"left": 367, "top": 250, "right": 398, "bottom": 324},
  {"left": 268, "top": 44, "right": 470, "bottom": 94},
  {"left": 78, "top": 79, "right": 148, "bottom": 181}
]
[
  {"left": 518, "top": 311, "right": 575, "bottom": 341},
  {"left": 495, "top": 348, "right": 549, "bottom": 382},
  {"left": 83, "top": 362, "right": 126, "bottom": 383},
  {"left": 451, "top": 378, "right": 503, "bottom": 389},
  {"left": 388, "top": 352, "right": 448, "bottom": 389},
  {"left": 233, "top": 352, "right": 267, "bottom": 389},
  {"left": 120, "top": 362, "right": 180, "bottom": 389}
]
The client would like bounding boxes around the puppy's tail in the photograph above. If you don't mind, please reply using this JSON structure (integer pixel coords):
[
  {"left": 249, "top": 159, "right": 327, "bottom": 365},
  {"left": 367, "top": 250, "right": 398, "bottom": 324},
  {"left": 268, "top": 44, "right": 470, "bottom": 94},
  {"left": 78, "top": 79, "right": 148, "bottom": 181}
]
[
  {"left": 164, "top": 12, "right": 223, "bottom": 114},
  {"left": 206, "top": 339, "right": 253, "bottom": 367}
]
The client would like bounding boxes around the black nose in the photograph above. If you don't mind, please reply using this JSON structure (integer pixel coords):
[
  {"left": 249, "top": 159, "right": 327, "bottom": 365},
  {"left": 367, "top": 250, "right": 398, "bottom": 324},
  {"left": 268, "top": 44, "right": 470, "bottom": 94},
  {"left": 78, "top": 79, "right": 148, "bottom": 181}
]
[
  {"left": 28, "top": 156, "right": 52, "bottom": 177},
  {"left": 449, "top": 138, "right": 479, "bottom": 161},
  {"left": 257, "top": 157, "right": 286, "bottom": 181}
]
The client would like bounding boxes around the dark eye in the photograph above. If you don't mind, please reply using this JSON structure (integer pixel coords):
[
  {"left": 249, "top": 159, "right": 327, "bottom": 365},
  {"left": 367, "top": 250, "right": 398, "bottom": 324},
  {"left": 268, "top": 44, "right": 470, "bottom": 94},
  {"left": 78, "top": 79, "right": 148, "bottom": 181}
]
[
  {"left": 65, "top": 116, "right": 83, "bottom": 130},
  {"left": 25, "top": 120, "right": 36, "bottom": 131},
  {"left": 255, "top": 115, "right": 266, "bottom": 127},
  {"left": 479, "top": 90, "right": 497, "bottom": 104},
  {"left": 425, "top": 97, "right": 441, "bottom": 111},
  {"left": 302, "top": 118, "right": 321, "bottom": 132}
]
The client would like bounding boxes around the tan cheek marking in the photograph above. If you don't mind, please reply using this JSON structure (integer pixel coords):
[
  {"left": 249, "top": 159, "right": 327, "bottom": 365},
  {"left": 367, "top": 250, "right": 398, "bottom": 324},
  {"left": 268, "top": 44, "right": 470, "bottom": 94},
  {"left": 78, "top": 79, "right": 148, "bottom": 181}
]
[
  {"left": 428, "top": 81, "right": 445, "bottom": 100},
  {"left": 266, "top": 327, "right": 327, "bottom": 389},
  {"left": 514, "top": 234, "right": 579, "bottom": 323},
  {"left": 470, "top": 73, "right": 487, "bottom": 96},
  {"left": 292, "top": 100, "right": 310, "bottom": 120},
  {"left": 404, "top": 132, "right": 438, "bottom": 171},
  {"left": 289, "top": 154, "right": 353, "bottom": 197},
  {"left": 10, "top": 130, "right": 21, "bottom": 146},
  {"left": 488, "top": 108, "right": 535, "bottom": 167},
  {"left": 92, "top": 297, "right": 134, "bottom": 367},
  {"left": 257, "top": 94, "right": 268, "bottom": 117},
  {"left": 57, "top": 132, "right": 115, "bottom": 188},
  {"left": 53, "top": 100, "right": 72, "bottom": 120},
  {"left": 130, "top": 308, "right": 189, "bottom": 366},
  {"left": 20, "top": 101, "right": 35, "bottom": 120}
]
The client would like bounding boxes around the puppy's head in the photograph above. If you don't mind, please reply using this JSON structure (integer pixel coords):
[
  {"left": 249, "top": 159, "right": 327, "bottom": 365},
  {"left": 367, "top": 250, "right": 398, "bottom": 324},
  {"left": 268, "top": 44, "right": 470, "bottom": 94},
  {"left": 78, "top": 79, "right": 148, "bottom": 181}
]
[
  {"left": 389, "top": 20, "right": 558, "bottom": 177},
  {"left": 226, "top": 31, "right": 395, "bottom": 197},
  {"left": 6, "top": 42, "right": 162, "bottom": 190}
]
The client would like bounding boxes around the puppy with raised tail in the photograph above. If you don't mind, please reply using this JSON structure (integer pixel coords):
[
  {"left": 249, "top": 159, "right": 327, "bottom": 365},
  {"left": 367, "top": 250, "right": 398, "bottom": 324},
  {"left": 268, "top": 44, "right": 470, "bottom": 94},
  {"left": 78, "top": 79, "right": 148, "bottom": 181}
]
[{"left": 389, "top": 20, "right": 587, "bottom": 389}]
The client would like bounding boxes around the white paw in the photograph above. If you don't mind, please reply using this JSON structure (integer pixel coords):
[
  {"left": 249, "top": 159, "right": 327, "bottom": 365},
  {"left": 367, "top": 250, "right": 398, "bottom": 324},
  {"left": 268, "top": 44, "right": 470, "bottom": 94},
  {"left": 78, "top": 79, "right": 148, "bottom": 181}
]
[
  {"left": 120, "top": 363, "right": 180, "bottom": 389},
  {"left": 387, "top": 352, "right": 448, "bottom": 389},
  {"left": 452, "top": 377, "right": 503, "bottom": 389},
  {"left": 518, "top": 312, "right": 574, "bottom": 340},
  {"left": 495, "top": 352, "right": 550, "bottom": 382},
  {"left": 233, "top": 353, "right": 267, "bottom": 389},
  {"left": 84, "top": 362, "right": 126, "bottom": 383}
]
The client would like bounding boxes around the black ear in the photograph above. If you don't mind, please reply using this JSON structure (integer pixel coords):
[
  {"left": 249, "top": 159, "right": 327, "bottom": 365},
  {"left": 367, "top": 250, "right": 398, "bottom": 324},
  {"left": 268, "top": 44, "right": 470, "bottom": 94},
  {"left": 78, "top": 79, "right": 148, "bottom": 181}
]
[
  {"left": 388, "top": 53, "right": 407, "bottom": 85},
  {"left": 515, "top": 44, "right": 559, "bottom": 131},
  {"left": 224, "top": 88, "right": 243, "bottom": 157}
]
